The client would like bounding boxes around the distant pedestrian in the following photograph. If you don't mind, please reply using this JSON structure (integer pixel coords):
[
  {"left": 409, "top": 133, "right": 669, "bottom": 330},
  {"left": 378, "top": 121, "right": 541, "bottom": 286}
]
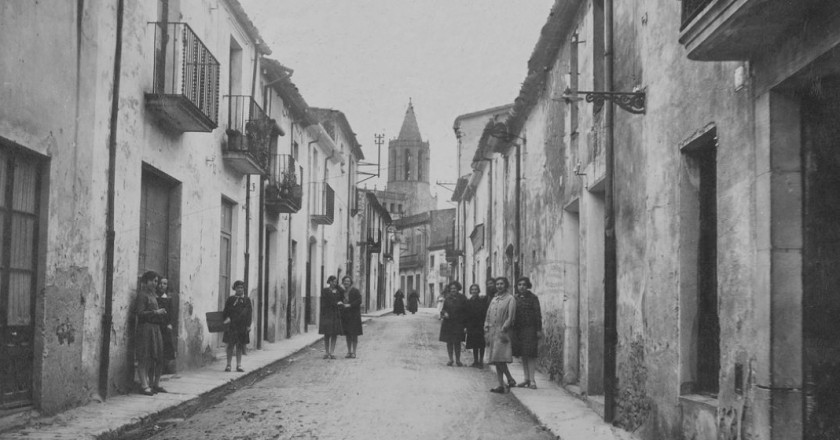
[
  {"left": 407, "top": 290, "right": 419, "bottom": 314},
  {"left": 319, "top": 276, "right": 344, "bottom": 360},
  {"left": 135, "top": 271, "right": 165, "bottom": 396},
  {"left": 393, "top": 289, "right": 406, "bottom": 316},
  {"left": 439, "top": 281, "right": 468, "bottom": 366},
  {"left": 156, "top": 277, "right": 176, "bottom": 375},
  {"left": 464, "top": 284, "right": 489, "bottom": 368},
  {"left": 340, "top": 276, "right": 363, "bottom": 358},
  {"left": 512, "top": 277, "right": 542, "bottom": 389},
  {"left": 485, "top": 277, "right": 517, "bottom": 393},
  {"left": 223, "top": 280, "right": 252, "bottom": 372}
]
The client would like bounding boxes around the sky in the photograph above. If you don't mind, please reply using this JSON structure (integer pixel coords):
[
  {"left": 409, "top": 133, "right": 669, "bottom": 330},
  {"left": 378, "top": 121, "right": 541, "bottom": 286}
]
[{"left": 238, "top": 0, "right": 555, "bottom": 206}]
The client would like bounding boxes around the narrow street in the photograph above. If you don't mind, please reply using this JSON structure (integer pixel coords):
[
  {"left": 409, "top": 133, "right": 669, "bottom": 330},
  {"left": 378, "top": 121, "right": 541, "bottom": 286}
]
[{"left": 138, "top": 310, "right": 554, "bottom": 440}]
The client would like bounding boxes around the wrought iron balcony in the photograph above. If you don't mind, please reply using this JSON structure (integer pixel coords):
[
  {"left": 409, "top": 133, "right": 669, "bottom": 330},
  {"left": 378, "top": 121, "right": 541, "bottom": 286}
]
[
  {"left": 679, "top": 0, "right": 826, "bottom": 60},
  {"left": 310, "top": 182, "right": 335, "bottom": 225},
  {"left": 224, "top": 95, "right": 271, "bottom": 175},
  {"left": 367, "top": 231, "right": 382, "bottom": 253},
  {"left": 145, "top": 22, "right": 220, "bottom": 132},
  {"left": 400, "top": 253, "right": 424, "bottom": 270},
  {"left": 265, "top": 154, "right": 302, "bottom": 214}
]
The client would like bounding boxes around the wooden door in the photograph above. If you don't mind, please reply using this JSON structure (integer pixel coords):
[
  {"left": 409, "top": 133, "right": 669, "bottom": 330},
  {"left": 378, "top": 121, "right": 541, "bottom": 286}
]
[{"left": 0, "top": 148, "right": 42, "bottom": 409}]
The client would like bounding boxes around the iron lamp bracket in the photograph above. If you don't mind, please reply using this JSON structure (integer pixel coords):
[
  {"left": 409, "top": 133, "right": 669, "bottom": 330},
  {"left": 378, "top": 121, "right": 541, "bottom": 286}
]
[{"left": 559, "top": 86, "right": 646, "bottom": 114}]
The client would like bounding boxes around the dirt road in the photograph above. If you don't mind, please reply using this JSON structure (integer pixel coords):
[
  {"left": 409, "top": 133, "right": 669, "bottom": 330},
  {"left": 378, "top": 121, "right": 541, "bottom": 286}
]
[{"left": 140, "top": 310, "right": 555, "bottom": 440}]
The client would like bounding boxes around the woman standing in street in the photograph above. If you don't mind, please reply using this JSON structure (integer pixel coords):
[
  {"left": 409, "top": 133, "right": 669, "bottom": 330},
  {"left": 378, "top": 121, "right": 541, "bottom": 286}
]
[
  {"left": 512, "top": 276, "right": 543, "bottom": 389},
  {"left": 407, "top": 290, "right": 419, "bottom": 314},
  {"left": 223, "top": 280, "right": 252, "bottom": 372},
  {"left": 340, "top": 276, "right": 363, "bottom": 358},
  {"left": 464, "top": 284, "right": 489, "bottom": 368},
  {"left": 319, "top": 276, "right": 344, "bottom": 359},
  {"left": 135, "top": 271, "right": 165, "bottom": 395},
  {"left": 484, "top": 277, "right": 517, "bottom": 393},
  {"left": 393, "top": 289, "right": 406, "bottom": 316},
  {"left": 156, "top": 277, "right": 176, "bottom": 374},
  {"left": 439, "top": 281, "right": 468, "bottom": 366}
]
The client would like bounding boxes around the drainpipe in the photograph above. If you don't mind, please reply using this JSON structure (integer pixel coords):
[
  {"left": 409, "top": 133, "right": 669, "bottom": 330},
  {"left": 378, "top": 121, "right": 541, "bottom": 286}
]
[
  {"left": 516, "top": 144, "right": 522, "bottom": 279},
  {"left": 100, "top": 0, "right": 124, "bottom": 399},
  {"left": 603, "top": 0, "right": 618, "bottom": 423},
  {"left": 245, "top": 46, "right": 260, "bottom": 341},
  {"left": 488, "top": 160, "right": 493, "bottom": 277},
  {"left": 286, "top": 122, "right": 295, "bottom": 338},
  {"left": 256, "top": 174, "right": 265, "bottom": 349}
]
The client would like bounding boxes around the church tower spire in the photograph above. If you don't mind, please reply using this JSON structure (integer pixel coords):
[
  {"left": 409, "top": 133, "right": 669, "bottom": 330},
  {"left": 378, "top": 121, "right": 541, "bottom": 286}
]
[{"left": 385, "top": 99, "right": 434, "bottom": 216}]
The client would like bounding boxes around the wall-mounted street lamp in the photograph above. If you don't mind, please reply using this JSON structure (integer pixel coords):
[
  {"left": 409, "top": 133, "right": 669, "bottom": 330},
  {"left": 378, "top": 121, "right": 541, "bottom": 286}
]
[{"left": 559, "top": 86, "right": 647, "bottom": 115}]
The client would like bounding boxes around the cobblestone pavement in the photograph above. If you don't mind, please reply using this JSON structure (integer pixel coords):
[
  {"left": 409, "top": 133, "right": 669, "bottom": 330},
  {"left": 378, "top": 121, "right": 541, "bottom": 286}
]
[{"left": 138, "top": 312, "right": 555, "bottom": 440}]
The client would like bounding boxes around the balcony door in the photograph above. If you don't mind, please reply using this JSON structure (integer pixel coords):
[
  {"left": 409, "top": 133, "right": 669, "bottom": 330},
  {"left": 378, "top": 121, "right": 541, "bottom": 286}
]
[{"left": 0, "top": 144, "right": 43, "bottom": 410}]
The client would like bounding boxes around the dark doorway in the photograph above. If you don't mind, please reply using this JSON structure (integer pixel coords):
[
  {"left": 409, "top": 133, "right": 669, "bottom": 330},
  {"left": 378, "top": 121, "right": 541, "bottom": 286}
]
[
  {"left": 801, "top": 76, "right": 840, "bottom": 440},
  {"left": 0, "top": 144, "right": 44, "bottom": 410}
]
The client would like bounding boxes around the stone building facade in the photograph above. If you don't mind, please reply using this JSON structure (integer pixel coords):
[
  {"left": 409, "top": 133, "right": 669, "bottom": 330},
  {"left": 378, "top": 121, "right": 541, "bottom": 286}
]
[
  {"left": 452, "top": 0, "right": 840, "bottom": 439},
  {"left": 0, "top": 0, "right": 373, "bottom": 417}
]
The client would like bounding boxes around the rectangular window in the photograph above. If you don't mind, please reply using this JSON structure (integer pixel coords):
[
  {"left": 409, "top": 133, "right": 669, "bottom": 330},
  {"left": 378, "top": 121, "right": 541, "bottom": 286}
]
[
  {"left": 680, "top": 130, "right": 719, "bottom": 396},
  {"left": 219, "top": 199, "right": 234, "bottom": 310},
  {"left": 430, "top": 255, "right": 435, "bottom": 268}
]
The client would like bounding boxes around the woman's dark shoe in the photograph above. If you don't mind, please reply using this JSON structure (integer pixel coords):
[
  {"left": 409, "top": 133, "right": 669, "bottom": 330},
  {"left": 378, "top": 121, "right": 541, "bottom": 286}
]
[
  {"left": 507, "top": 379, "right": 517, "bottom": 387},
  {"left": 456, "top": 361, "right": 463, "bottom": 367},
  {"left": 350, "top": 353, "right": 356, "bottom": 359},
  {"left": 236, "top": 366, "right": 245, "bottom": 372},
  {"left": 152, "top": 386, "right": 168, "bottom": 393},
  {"left": 345, "top": 353, "right": 353, "bottom": 358},
  {"left": 529, "top": 382, "right": 538, "bottom": 389},
  {"left": 489, "top": 386, "right": 506, "bottom": 394},
  {"left": 329, "top": 354, "right": 336, "bottom": 360},
  {"left": 224, "top": 366, "right": 231, "bottom": 372},
  {"left": 517, "top": 380, "right": 531, "bottom": 388},
  {"left": 323, "top": 354, "right": 331, "bottom": 359},
  {"left": 141, "top": 387, "right": 154, "bottom": 396},
  {"left": 446, "top": 360, "right": 454, "bottom": 366}
]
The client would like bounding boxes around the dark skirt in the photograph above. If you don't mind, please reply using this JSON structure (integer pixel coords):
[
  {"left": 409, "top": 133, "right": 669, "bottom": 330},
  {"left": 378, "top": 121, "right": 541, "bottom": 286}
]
[
  {"left": 136, "top": 322, "right": 163, "bottom": 361},
  {"left": 407, "top": 296, "right": 418, "bottom": 313},
  {"left": 160, "top": 325, "right": 176, "bottom": 360},
  {"left": 393, "top": 298, "right": 406, "bottom": 315},
  {"left": 341, "top": 310, "right": 363, "bottom": 336},
  {"left": 319, "top": 309, "right": 343, "bottom": 336},
  {"left": 223, "top": 326, "right": 250, "bottom": 346},
  {"left": 439, "top": 318, "right": 465, "bottom": 343},
  {"left": 512, "top": 326, "right": 539, "bottom": 358},
  {"left": 465, "top": 330, "right": 485, "bottom": 349}
]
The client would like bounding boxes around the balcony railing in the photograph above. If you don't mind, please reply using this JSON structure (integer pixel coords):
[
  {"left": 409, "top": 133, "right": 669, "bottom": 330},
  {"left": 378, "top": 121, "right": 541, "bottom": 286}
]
[
  {"left": 224, "top": 95, "right": 271, "bottom": 174},
  {"left": 367, "top": 231, "right": 382, "bottom": 253},
  {"left": 310, "top": 182, "right": 335, "bottom": 225},
  {"left": 681, "top": 0, "right": 713, "bottom": 29},
  {"left": 146, "top": 22, "right": 219, "bottom": 132},
  {"left": 265, "top": 155, "right": 302, "bottom": 214}
]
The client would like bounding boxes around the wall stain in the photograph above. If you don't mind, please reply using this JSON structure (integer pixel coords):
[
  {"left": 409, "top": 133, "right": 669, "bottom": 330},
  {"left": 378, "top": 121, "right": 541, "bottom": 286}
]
[
  {"left": 615, "top": 336, "right": 651, "bottom": 431},
  {"left": 55, "top": 319, "right": 76, "bottom": 345},
  {"left": 538, "top": 308, "right": 565, "bottom": 383}
]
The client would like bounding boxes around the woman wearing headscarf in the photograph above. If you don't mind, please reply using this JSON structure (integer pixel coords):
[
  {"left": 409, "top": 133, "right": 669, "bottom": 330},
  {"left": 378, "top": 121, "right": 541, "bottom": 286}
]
[
  {"left": 484, "top": 277, "right": 517, "bottom": 393},
  {"left": 464, "top": 283, "right": 489, "bottom": 368},
  {"left": 439, "top": 281, "right": 468, "bottom": 366},
  {"left": 340, "top": 276, "right": 363, "bottom": 358},
  {"left": 512, "top": 276, "right": 543, "bottom": 389},
  {"left": 223, "top": 280, "right": 252, "bottom": 372},
  {"left": 393, "top": 289, "right": 406, "bottom": 316},
  {"left": 319, "top": 275, "right": 344, "bottom": 359}
]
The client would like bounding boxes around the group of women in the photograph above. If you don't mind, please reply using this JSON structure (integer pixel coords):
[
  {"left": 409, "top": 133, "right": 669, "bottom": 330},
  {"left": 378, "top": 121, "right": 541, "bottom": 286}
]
[
  {"left": 318, "top": 275, "right": 364, "bottom": 359},
  {"left": 437, "top": 276, "right": 543, "bottom": 394},
  {"left": 134, "top": 271, "right": 181, "bottom": 395}
]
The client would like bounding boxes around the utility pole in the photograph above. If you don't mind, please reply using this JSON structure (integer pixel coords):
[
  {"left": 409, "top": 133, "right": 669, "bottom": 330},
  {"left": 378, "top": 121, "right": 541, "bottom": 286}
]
[{"left": 358, "top": 132, "right": 384, "bottom": 184}]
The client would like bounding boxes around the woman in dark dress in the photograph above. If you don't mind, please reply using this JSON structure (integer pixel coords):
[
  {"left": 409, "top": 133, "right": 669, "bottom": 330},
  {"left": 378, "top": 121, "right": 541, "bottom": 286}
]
[
  {"left": 156, "top": 277, "right": 176, "bottom": 373},
  {"left": 406, "top": 290, "right": 419, "bottom": 314},
  {"left": 319, "top": 275, "right": 344, "bottom": 359},
  {"left": 439, "top": 281, "right": 468, "bottom": 366},
  {"left": 512, "top": 276, "right": 543, "bottom": 389},
  {"left": 393, "top": 289, "right": 406, "bottom": 316},
  {"left": 464, "top": 284, "right": 489, "bottom": 368},
  {"left": 340, "top": 276, "right": 363, "bottom": 358},
  {"left": 135, "top": 271, "right": 165, "bottom": 395},
  {"left": 223, "top": 280, "right": 252, "bottom": 372}
]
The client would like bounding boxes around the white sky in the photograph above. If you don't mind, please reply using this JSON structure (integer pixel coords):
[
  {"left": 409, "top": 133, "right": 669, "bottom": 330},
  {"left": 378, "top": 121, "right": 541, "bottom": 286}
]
[{"left": 239, "top": 0, "right": 555, "bottom": 206}]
